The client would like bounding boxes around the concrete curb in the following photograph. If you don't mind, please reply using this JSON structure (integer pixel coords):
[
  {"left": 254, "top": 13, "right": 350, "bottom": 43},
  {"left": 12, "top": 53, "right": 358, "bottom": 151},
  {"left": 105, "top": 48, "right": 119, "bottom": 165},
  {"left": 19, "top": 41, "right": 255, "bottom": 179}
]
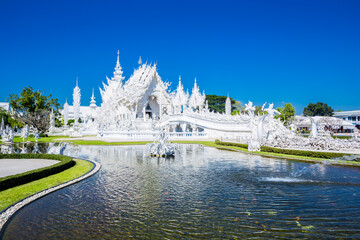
[{"left": 0, "top": 158, "right": 101, "bottom": 232}]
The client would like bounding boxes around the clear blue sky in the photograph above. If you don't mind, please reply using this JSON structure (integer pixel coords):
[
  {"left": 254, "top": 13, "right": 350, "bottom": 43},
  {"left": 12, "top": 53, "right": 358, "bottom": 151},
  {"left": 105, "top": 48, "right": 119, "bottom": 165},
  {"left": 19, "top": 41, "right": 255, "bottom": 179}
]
[{"left": 0, "top": 0, "right": 359, "bottom": 114}]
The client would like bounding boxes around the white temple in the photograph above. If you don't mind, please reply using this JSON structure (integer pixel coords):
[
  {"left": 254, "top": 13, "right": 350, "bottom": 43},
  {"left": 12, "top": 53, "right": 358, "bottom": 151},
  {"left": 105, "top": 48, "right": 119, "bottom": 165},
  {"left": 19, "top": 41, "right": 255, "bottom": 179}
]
[{"left": 62, "top": 51, "right": 253, "bottom": 140}]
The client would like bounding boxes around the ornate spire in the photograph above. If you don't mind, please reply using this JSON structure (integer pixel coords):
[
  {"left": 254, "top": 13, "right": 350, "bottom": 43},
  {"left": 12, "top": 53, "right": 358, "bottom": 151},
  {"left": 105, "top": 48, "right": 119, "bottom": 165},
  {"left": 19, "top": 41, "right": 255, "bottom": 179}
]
[
  {"left": 73, "top": 79, "right": 81, "bottom": 125},
  {"left": 225, "top": 95, "right": 231, "bottom": 115},
  {"left": 117, "top": 50, "right": 120, "bottom": 65},
  {"left": 113, "top": 50, "right": 125, "bottom": 83},
  {"left": 173, "top": 75, "right": 188, "bottom": 113},
  {"left": 138, "top": 56, "right": 142, "bottom": 65},
  {"left": 90, "top": 88, "right": 97, "bottom": 108},
  {"left": 189, "top": 77, "right": 205, "bottom": 110}
]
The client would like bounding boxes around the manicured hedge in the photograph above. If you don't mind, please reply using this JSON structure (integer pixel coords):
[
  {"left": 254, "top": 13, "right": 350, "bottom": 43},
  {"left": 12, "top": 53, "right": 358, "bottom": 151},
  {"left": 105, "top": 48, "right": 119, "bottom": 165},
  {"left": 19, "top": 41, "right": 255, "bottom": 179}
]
[
  {"left": 0, "top": 153, "right": 75, "bottom": 191},
  {"left": 215, "top": 140, "right": 248, "bottom": 149},
  {"left": 332, "top": 136, "right": 352, "bottom": 139},
  {"left": 215, "top": 140, "right": 349, "bottom": 159},
  {"left": 259, "top": 146, "right": 348, "bottom": 159}
]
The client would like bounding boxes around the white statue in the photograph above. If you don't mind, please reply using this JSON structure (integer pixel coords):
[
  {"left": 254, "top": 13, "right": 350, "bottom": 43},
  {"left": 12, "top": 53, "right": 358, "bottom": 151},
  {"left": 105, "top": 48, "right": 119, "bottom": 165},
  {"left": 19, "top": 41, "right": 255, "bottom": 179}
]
[
  {"left": 1, "top": 126, "right": 14, "bottom": 143},
  {"left": 264, "top": 103, "right": 280, "bottom": 118},
  {"left": 21, "top": 124, "right": 30, "bottom": 142},
  {"left": 309, "top": 117, "right": 318, "bottom": 138},
  {"left": 245, "top": 101, "right": 256, "bottom": 117},
  {"left": 49, "top": 109, "right": 55, "bottom": 133},
  {"left": 248, "top": 116, "right": 261, "bottom": 152},
  {"left": 149, "top": 129, "right": 176, "bottom": 157},
  {"left": 63, "top": 99, "right": 69, "bottom": 127}
]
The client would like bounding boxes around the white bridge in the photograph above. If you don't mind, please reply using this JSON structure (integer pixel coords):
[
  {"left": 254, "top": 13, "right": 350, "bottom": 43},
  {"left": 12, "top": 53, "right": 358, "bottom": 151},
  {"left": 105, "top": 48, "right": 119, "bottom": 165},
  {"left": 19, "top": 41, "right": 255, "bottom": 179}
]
[{"left": 98, "top": 112, "right": 251, "bottom": 141}]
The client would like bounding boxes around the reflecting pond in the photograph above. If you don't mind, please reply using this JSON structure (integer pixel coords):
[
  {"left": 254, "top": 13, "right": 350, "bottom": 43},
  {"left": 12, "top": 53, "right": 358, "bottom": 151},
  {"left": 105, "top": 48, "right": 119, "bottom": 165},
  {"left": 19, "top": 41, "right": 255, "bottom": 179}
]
[{"left": 2, "top": 144, "right": 360, "bottom": 239}]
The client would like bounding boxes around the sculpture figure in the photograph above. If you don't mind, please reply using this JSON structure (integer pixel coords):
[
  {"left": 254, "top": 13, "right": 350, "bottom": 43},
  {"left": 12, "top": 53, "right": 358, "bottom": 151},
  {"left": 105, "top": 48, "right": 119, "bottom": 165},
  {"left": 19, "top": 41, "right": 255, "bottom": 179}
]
[
  {"left": 21, "top": 125, "right": 30, "bottom": 142},
  {"left": 264, "top": 103, "right": 280, "bottom": 118},
  {"left": 245, "top": 101, "right": 256, "bottom": 117},
  {"left": 1, "top": 126, "right": 14, "bottom": 143},
  {"left": 49, "top": 109, "right": 56, "bottom": 133},
  {"left": 149, "top": 129, "right": 176, "bottom": 157},
  {"left": 33, "top": 129, "right": 42, "bottom": 142},
  {"left": 309, "top": 117, "right": 318, "bottom": 138}
]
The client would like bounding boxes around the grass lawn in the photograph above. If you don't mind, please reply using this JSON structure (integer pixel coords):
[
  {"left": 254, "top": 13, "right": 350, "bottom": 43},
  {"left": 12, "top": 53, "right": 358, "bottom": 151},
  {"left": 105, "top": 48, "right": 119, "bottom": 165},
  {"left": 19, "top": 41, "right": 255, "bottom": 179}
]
[
  {"left": 57, "top": 140, "right": 153, "bottom": 145},
  {"left": 0, "top": 136, "right": 70, "bottom": 144},
  {"left": 0, "top": 159, "right": 93, "bottom": 211}
]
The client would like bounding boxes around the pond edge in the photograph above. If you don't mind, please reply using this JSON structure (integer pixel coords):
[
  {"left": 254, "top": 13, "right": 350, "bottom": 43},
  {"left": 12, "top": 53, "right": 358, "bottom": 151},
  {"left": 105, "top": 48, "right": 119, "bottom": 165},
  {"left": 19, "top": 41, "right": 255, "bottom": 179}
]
[{"left": 0, "top": 158, "right": 101, "bottom": 233}]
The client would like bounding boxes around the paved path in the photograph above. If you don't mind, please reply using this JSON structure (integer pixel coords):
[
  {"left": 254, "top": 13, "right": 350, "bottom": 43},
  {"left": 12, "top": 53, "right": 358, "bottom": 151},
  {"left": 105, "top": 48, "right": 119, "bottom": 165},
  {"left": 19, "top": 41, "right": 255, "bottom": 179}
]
[{"left": 0, "top": 159, "right": 60, "bottom": 178}]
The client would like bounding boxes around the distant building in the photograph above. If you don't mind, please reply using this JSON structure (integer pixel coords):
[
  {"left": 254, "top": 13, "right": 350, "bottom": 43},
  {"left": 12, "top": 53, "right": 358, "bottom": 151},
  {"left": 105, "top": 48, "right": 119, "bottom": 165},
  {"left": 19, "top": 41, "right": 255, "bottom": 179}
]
[
  {"left": 0, "top": 102, "right": 10, "bottom": 111},
  {"left": 333, "top": 110, "right": 360, "bottom": 129},
  {"left": 295, "top": 115, "right": 355, "bottom": 134}
]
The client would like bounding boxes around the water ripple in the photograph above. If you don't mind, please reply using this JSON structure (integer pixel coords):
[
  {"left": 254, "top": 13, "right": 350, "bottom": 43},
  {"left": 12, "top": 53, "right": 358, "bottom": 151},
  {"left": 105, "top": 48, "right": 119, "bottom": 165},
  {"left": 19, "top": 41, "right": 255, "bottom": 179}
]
[{"left": 2, "top": 144, "right": 360, "bottom": 239}]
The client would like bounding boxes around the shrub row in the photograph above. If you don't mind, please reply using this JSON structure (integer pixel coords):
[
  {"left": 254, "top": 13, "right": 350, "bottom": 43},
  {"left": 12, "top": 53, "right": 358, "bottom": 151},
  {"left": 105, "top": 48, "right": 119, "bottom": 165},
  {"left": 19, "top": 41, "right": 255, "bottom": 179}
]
[
  {"left": 259, "top": 146, "right": 348, "bottom": 159},
  {"left": 332, "top": 136, "right": 352, "bottom": 139},
  {"left": 0, "top": 153, "right": 75, "bottom": 191},
  {"left": 215, "top": 140, "right": 348, "bottom": 159},
  {"left": 214, "top": 140, "right": 248, "bottom": 149}
]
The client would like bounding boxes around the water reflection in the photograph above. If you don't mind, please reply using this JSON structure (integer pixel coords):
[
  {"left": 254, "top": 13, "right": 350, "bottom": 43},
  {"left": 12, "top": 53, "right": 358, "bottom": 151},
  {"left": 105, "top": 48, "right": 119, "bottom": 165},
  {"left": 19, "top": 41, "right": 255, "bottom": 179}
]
[
  {"left": 2, "top": 144, "right": 360, "bottom": 239},
  {"left": 0, "top": 142, "right": 50, "bottom": 154}
]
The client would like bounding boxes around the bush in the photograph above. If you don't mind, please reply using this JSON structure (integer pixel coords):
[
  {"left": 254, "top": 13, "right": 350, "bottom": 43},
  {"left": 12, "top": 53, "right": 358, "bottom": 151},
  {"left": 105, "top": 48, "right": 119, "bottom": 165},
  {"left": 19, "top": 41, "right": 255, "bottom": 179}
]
[
  {"left": 214, "top": 140, "right": 349, "bottom": 159},
  {"left": 332, "top": 136, "right": 351, "bottom": 139},
  {"left": 260, "top": 146, "right": 348, "bottom": 159},
  {"left": 215, "top": 140, "right": 248, "bottom": 149},
  {"left": 0, "top": 153, "right": 75, "bottom": 191}
]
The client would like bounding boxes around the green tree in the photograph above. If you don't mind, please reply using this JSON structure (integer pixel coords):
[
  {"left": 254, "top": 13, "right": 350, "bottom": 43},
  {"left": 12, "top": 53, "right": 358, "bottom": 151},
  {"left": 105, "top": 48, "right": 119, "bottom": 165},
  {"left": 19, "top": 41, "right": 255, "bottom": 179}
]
[
  {"left": 303, "top": 102, "right": 333, "bottom": 116},
  {"left": 67, "top": 118, "right": 82, "bottom": 127},
  {"left": 205, "top": 95, "right": 237, "bottom": 113},
  {"left": 7, "top": 86, "right": 61, "bottom": 132},
  {"left": 276, "top": 103, "right": 295, "bottom": 125},
  {"left": 254, "top": 106, "right": 265, "bottom": 115},
  {"left": 0, "top": 107, "right": 23, "bottom": 129}
]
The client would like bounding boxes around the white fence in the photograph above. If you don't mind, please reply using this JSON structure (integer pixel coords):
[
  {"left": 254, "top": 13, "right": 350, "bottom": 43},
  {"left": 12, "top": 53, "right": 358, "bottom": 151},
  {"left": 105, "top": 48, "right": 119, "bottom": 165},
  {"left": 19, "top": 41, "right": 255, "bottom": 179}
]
[{"left": 99, "top": 131, "right": 207, "bottom": 140}]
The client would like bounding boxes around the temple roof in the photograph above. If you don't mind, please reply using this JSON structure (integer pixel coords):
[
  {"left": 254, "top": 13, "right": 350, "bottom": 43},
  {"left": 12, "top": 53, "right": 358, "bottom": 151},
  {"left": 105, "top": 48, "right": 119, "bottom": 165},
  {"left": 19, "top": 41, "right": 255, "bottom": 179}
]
[{"left": 121, "top": 63, "right": 171, "bottom": 106}]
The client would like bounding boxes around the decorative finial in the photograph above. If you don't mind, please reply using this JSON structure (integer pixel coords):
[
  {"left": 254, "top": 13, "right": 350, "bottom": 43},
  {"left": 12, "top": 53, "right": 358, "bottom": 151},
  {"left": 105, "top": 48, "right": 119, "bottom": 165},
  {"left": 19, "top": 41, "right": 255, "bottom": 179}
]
[
  {"left": 179, "top": 75, "right": 181, "bottom": 82},
  {"left": 116, "top": 50, "right": 120, "bottom": 64},
  {"left": 76, "top": 77, "right": 78, "bottom": 87},
  {"left": 138, "top": 56, "right": 142, "bottom": 65}
]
